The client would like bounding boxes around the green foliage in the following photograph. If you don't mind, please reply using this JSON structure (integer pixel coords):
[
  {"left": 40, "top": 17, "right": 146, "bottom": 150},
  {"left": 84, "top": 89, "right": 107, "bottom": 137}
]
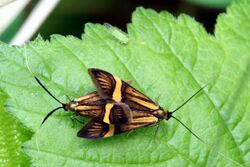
[
  {"left": 185, "top": 0, "right": 232, "bottom": 8},
  {"left": 0, "top": 0, "right": 249, "bottom": 166},
  {"left": 104, "top": 23, "right": 129, "bottom": 44},
  {"left": 0, "top": 91, "right": 31, "bottom": 166}
]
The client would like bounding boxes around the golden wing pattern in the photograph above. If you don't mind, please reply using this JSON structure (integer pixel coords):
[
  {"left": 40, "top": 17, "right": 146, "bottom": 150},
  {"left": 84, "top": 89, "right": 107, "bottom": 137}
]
[
  {"left": 71, "top": 92, "right": 132, "bottom": 124},
  {"left": 78, "top": 111, "right": 158, "bottom": 139},
  {"left": 88, "top": 68, "right": 161, "bottom": 114}
]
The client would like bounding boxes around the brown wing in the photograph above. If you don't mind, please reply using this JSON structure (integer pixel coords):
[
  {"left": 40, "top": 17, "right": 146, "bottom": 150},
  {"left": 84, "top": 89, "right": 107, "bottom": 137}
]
[
  {"left": 75, "top": 102, "right": 133, "bottom": 125},
  {"left": 73, "top": 91, "right": 106, "bottom": 120},
  {"left": 88, "top": 68, "right": 116, "bottom": 100},
  {"left": 122, "top": 84, "right": 161, "bottom": 113},
  {"left": 77, "top": 112, "right": 158, "bottom": 139},
  {"left": 77, "top": 120, "right": 117, "bottom": 139},
  {"left": 77, "top": 120, "right": 112, "bottom": 139},
  {"left": 73, "top": 91, "right": 104, "bottom": 105},
  {"left": 76, "top": 104, "right": 105, "bottom": 120},
  {"left": 116, "top": 111, "right": 158, "bottom": 133},
  {"left": 109, "top": 102, "right": 132, "bottom": 124},
  {"left": 88, "top": 68, "right": 160, "bottom": 114},
  {"left": 73, "top": 92, "right": 132, "bottom": 124}
]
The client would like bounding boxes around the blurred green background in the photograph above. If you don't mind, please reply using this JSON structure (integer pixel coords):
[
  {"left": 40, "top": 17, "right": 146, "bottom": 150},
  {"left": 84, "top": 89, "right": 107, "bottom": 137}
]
[{"left": 0, "top": 0, "right": 231, "bottom": 43}]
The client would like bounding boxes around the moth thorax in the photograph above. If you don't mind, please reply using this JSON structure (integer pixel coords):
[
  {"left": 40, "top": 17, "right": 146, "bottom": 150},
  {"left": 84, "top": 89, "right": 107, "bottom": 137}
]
[
  {"left": 153, "top": 109, "right": 167, "bottom": 119},
  {"left": 164, "top": 111, "right": 171, "bottom": 120},
  {"left": 65, "top": 101, "right": 79, "bottom": 111}
]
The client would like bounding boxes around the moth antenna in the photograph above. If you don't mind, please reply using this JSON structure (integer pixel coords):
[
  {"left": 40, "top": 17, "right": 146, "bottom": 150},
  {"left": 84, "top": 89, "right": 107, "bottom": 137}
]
[
  {"left": 34, "top": 77, "right": 64, "bottom": 105},
  {"left": 24, "top": 44, "right": 66, "bottom": 125},
  {"left": 171, "top": 116, "right": 204, "bottom": 143},
  {"left": 24, "top": 44, "right": 64, "bottom": 105},
  {"left": 40, "top": 106, "right": 64, "bottom": 126},
  {"left": 170, "top": 84, "right": 207, "bottom": 114}
]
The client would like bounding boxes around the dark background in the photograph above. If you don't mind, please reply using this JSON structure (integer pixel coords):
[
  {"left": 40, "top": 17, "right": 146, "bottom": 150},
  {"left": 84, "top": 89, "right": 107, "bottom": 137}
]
[
  {"left": 34, "top": 0, "right": 226, "bottom": 39},
  {"left": 1, "top": 0, "right": 228, "bottom": 42}
]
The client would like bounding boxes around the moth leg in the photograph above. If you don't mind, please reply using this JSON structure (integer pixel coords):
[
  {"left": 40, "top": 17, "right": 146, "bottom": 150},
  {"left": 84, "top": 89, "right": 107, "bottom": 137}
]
[
  {"left": 126, "top": 129, "right": 136, "bottom": 137},
  {"left": 74, "top": 118, "right": 85, "bottom": 124},
  {"left": 155, "top": 94, "right": 161, "bottom": 104},
  {"left": 70, "top": 116, "right": 76, "bottom": 128},
  {"left": 152, "top": 122, "right": 160, "bottom": 143},
  {"left": 66, "top": 94, "right": 72, "bottom": 102},
  {"left": 70, "top": 115, "right": 85, "bottom": 127}
]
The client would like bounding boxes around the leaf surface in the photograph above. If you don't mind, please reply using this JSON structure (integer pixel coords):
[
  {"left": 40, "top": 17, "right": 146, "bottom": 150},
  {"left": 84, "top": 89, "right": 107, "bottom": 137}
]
[
  {"left": 0, "top": 0, "right": 249, "bottom": 166},
  {"left": 0, "top": 91, "right": 31, "bottom": 166}
]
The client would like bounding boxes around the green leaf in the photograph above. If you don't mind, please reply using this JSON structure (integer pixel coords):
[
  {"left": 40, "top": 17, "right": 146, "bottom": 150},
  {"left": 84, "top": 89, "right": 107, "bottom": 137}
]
[
  {"left": 185, "top": 0, "right": 232, "bottom": 8},
  {"left": 0, "top": 91, "right": 31, "bottom": 166},
  {"left": 104, "top": 23, "right": 129, "bottom": 44},
  {"left": 0, "top": 0, "right": 250, "bottom": 166}
]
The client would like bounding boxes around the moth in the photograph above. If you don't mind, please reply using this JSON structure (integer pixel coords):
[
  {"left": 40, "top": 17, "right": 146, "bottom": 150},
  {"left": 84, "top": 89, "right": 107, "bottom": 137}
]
[
  {"left": 35, "top": 77, "right": 132, "bottom": 126},
  {"left": 78, "top": 68, "right": 205, "bottom": 140}
]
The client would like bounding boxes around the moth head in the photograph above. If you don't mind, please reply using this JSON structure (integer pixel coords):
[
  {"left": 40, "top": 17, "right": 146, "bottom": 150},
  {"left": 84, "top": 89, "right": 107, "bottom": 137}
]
[
  {"left": 160, "top": 86, "right": 207, "bottom": 142},
  {"left": 153, "top": 107, "right": 169, "bottom": 120},
  {"left": 64, "top": 101, "right": 79, "bottom": 111},
  {"left": 34, "top": 76, "right": 72, "bottom": 126}
]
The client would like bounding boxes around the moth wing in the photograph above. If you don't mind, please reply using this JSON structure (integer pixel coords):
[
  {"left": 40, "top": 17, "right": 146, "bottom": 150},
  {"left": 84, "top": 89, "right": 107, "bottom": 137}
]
[
  {"left": 73, "top": 91, "right": 104, "bottom": 104},
  {"left": 77, "top": 112, "right": 159, "bottom": 138},
  {"left": 74, "top": 92, "right": 132, "bottom": 124},
  {"left": 114, "top": 111, "right": 158, "bottom": 135},
  {"left": 73, "top": 92, "right": 105, "bottom": 120},
  {"left": 109, "top": 102, "right": 132, "bottom": 124},
  {"left": 88, "top": 68, "right": 115, "bottom": 99},
  {"left": 88, "top": 68, "right": 160, "bottom": 114},
  {"left": 77, "top": 120, "right": 110, "bottom": 139},
  {"left": 123, "top": 84, "right": 160, "bottom": 114},
  {"left": 76, "top": 104, "right": 104, "bottom": 121},
  {"left": 75, "top": 103, "right": 133, "bottom": 125}
]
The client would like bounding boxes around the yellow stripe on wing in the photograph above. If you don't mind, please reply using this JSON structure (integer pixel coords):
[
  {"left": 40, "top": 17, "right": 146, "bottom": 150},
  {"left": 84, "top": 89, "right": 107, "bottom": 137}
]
[
  {"left": 75, "top": 105, "right": 101, "bottom": 110},
  {"left": 103, "top": 103, "right": 114, "bottom": 124},
  {"left": 126, "top": 94, "right": 159, "bottom": 110},
  {"left": 74, "top": 93, "right": 99, "bottom": 102},
  {"left": 104, "top": 124, "right": 115, "bottom": 137},
  {"left": 112, "top": 76, "right": 122, "bottom": 102}
]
